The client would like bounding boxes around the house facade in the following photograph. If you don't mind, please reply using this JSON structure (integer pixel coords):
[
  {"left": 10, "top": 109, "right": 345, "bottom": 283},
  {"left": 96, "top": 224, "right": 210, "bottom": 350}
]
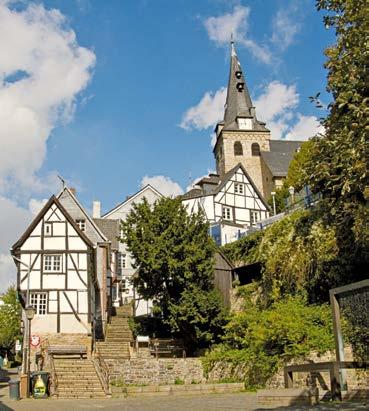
[
  {"left": 11, "top": 196, "right": 98, "bottom": 338},
  {"left": 97, "top": 185, "right": 163, "bottom": 316},
  {"left": 182, "top": 164, "right": 270, "bottom": 245}
]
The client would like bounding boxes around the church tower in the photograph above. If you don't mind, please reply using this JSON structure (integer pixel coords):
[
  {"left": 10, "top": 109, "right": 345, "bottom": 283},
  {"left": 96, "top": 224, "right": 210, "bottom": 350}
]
[{"left": 213, "top": 41, "right": 271, "bottom": 198}]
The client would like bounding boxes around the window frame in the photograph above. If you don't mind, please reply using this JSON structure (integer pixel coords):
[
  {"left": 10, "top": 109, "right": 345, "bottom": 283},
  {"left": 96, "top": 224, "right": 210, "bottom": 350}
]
[
  {"left": 234, "top": 141, "right": 243, "bottom": 156},
  {"left": 30, "top": 292, "right": 48, "bottom": 315},
  {"left": 44, "top": 222, "right": 53, "bottom": 237},
  {"left": 44, "top": 254, "right": 62, "bottom": 273},
  {"left": 250, "top": 210, "right": 260, "bottom": 225},
  {"left": 234, "top": 183, "right": 244, "bottom": 194},
  {"left": 222, "top": 206, "right": 232, "bottom": 221},
  {"left": 118, "top": 253, "right": 127, "bottom": 273}
]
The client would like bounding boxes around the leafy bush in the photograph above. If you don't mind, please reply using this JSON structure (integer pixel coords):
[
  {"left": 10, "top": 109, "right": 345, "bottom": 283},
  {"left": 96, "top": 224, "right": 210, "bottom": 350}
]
[{"left": 203, "top": 295, "right": 334, "bottom": 389}]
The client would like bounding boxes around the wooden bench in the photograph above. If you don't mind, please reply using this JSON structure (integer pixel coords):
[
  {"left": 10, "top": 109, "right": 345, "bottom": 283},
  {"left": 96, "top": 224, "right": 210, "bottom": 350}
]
[
  {"left": 149, "top": 339, "right": 186, "bottom": 358},
  {"left": 48, "top": 345, "right": 87, "bottom": 359}
]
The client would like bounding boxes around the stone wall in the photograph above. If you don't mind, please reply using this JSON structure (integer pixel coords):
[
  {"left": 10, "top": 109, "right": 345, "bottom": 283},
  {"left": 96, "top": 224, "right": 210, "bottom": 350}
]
[
  {"left": 106, "top": 358, "right": 206, "bottom": 385},
  {"left": 207, "top": 348, "right": 369, "bottom": 390}
]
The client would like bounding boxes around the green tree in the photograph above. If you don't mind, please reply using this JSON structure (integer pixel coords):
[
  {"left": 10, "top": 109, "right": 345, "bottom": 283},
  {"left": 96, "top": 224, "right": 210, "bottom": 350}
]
[
  {"left": 305, "top": 0, "right": 369, "bottom": 208},
  {"left": 121, "top": 197, "right": 226, "bottom": 352},
  {"left": 0, "top": 287, "right": 21, "bottom": 353}
]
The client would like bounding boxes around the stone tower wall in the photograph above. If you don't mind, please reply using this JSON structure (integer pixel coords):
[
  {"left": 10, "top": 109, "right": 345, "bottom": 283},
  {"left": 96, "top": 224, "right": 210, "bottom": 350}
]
[{"left": 215, "top": 131, "right": 271, "bottom": 197}]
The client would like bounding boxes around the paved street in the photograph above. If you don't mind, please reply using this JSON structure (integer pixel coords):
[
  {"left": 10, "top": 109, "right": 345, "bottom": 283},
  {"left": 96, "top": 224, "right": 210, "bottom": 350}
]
[{"left": 0, "top": 369, "right": 368, "bottom": 411}]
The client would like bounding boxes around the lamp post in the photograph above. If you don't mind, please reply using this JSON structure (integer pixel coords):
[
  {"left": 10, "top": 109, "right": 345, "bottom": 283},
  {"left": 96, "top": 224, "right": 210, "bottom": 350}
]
[
  {"left": 288, "top": 186, "right": 295, "bottom": 207},
  {"left": 271, "top": 191, "right": 276, "bottom": 215},
  {"left": 25, "top": 305, "right": 35, "bottom": 398}
]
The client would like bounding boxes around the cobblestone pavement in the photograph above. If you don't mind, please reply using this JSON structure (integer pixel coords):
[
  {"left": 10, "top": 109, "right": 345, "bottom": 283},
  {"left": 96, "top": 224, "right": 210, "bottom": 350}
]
[{"left": 0, "top": 393, "right": 368, "bottom": 411}]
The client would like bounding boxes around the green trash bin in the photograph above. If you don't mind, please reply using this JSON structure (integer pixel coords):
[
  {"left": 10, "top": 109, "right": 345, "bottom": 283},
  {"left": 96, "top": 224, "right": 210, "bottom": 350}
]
[
  {"left": 9, "top": 380, "right": 20, "bottom": 400},
  {"left": 31, "top": 371, "right": 49, "bottom": 398}
]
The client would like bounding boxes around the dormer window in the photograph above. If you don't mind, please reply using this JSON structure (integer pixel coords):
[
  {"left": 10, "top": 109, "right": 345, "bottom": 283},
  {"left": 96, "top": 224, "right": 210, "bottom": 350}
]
[
  {"left": 235, "top": 71, "right": 242, "bottom": 79},
  {"left": 76, "top": 219, "right": 86, "bottom": 232},
  {"left": 236, "top": 82, "right": 244, "bottom": 92},
  {"left": 238, "top": 118, "right": 252, "bottom": 130}
]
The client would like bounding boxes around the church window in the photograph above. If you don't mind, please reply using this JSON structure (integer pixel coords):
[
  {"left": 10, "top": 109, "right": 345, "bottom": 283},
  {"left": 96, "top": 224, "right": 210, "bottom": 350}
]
[
  {"left": 234, "top": 141, "right": 243, "bottom": 156},
  {"left": 250, "top": 210, "right": 260, "bottom": 225},
  {"left": 44, "top": 223, "right": 52, "bottom": 236},
  {"left": 222, "top": 206, "right": 232, "bottom": 220},
  {"left": 234, "top": 183, "right": 244, "bottom": 194},
  {"left": 30, "top": 293, "right": 47, "bottom": 315},
  {"left": 76, "top": 219, "right": 86, "bottom": 231},
  {"left": 44, "top": 255, "right": 62, "bottom": 272},
  {"left": 251, "top": 143, "right": 261, "bottom": 156}
]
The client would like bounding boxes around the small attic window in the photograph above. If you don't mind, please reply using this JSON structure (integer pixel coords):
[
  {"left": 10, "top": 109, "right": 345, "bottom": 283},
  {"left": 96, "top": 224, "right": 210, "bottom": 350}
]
[
  {"left": 251, "top": 143, "right": 261, "bottom": 156},
  {"left": 76, "top": 219, "right": 86, "bottom": 232},
  {"left": 235, "top": 71, "right": 242, "bottom": 79},
  {"left": 234, "top": 141, "right": 243, "bottom": 156}
]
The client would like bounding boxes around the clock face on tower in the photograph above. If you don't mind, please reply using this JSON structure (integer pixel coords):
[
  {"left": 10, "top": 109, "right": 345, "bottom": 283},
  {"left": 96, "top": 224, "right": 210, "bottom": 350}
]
[{"left": 237, "top": 117, "right": 252, "bottom": 130}]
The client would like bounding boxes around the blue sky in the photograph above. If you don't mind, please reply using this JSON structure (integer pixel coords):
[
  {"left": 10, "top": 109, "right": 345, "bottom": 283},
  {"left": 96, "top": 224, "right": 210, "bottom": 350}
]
[{"left": 0, "top": 0, "right": 334, "bottom": 288}]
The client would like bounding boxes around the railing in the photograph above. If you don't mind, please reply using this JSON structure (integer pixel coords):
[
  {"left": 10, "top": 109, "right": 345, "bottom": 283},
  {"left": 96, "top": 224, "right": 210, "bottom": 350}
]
[
  {"left": 284, "top": 360, "right": 369, "bottom": 401},
  {"left": 92, "top": 345, "right": 111, "bottom": 396},
  {"left": 40, "top": 338, "right": 58, "bottom": 398}
]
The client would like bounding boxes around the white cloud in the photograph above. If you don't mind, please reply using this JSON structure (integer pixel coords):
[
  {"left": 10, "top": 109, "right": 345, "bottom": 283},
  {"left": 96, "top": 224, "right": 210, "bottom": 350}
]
[
  {"left": 0, "top": 1, "right": 95, "bottom": 193},
  {"left": 271, "top": 5, "right": 302, "bottom": 51},
  {"left": 0, "top": 2, "right": 95, "bottom": 291},
  {"left": 180, "top": 80, "right": 321, "bottom": 141},
  {"left": 141, "top": 176, "right": 184, "bottom": 198},
  {"left": 204, "top": 6, "right": 271, "bottom": 64},
  {"left": 0, "top": 254, "right": 16, "bottom": 292},
  {"left": 285, "top": 114, "right": 324, "bottom": 140},
  {"left": 28, "top": 198, "right": 48, "bottom": 216},
  {"left": 180, "top": 87, "right": 226, "bottom": 131}
]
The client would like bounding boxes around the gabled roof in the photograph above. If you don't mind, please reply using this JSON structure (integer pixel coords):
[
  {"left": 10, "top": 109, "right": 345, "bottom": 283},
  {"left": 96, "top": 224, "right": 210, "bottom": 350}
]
[
  {"left": 182, "top": 163, "right": 271, "bottom": 212},
  {"left": 11, "top": 196, "right": 94, "bottom": 251},
  {"left": 57, "top": 187, "right": 108, "bottom": 243},
  {"left": 102, "top": 184, "right": 163, "bottom": 218},
  {"left": 93, "top": 219, "right": 120, "bottom": 250},
  {"left": 261, "top": 140, "right": 302, "bottom": 177}
]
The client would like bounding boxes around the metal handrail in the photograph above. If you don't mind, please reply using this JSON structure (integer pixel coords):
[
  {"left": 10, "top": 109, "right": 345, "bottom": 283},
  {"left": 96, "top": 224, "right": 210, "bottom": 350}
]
[
  {"left": 92, "top": 345, "right": 111, "bottom": 396},
  {"left": 40, "top": 338, "right": 58, "bottom": 397}
]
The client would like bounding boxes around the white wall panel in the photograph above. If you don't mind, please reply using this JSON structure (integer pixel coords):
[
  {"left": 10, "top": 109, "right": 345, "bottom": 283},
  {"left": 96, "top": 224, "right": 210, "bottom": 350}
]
[
  {"left": 44, "top": 237, "right": 65, "bottom": 250},
  {"left": 28, "top": 271, "right": 41, "bottom": 289},
  {"left": 49, "top": 300, "right": 57, "bottom": 313},
  {"left": 32, "top": 314, "right": 57, "bottom": 333},
  {"left": 60, "top": 291, "right": 77, "bottom": 312},
  {"left": 43, "top": 274, "right": 65, "bottom": 289},
  {"left": 78, "top": 291, "right": 88, "bottom": 314},
  {"left": 52, "top": 222, "right": 66, "bottom": 236},
  {"left": 61, "top": 314, "right": 88, "bottom": 333},
  {"left": 22, "top": 237, "right": 41, "bottom": 250},
  {"left": 68, "top": 238, "right": 87, "bottom": 250},
  {"left": 68, "top": 271, "right": 87, "bottom": 289}
]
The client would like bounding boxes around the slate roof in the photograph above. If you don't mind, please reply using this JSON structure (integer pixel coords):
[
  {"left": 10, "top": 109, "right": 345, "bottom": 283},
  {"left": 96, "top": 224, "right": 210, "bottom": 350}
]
[
  {"left": 261, "top": 140, "right": 302, "bottom": 177},
  {"left": 181, "top": 188, "right": 204, "bottom": 200},
  {"left": 222, "top": 42, "right": 268, "bottom": 133},
  {"left": 93, "top": 218, "right": 120, "bottom": 250}
]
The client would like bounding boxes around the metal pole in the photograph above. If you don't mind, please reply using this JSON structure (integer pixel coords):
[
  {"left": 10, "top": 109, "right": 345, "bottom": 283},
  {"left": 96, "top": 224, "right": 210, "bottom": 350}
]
[
  {"left": 27, "top": 318, "right": 31, "bottom": 398},
  {"left": 271, "top": 192, "right": 276, "bottom": 215}
]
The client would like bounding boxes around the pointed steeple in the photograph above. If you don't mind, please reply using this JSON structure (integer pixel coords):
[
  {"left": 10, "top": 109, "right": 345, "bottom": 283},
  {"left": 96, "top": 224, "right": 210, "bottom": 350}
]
[{"left": 223, "top": 41, "right": 266, "bottom": 131}]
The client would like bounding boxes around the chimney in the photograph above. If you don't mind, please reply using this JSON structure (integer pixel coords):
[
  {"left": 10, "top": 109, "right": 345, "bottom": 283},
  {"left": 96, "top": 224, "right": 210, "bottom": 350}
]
[
  {"left": 69, "top": 187, "right": 76, "bottom": 196},
  {"left": 93, "top": 201, "right": 101, "bottom": 218}
]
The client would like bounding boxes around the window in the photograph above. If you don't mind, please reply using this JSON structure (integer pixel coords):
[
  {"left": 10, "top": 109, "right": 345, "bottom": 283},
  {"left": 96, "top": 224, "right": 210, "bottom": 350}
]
[
  {"left": 250, "top": 210, "right": 260, "bottom": 225},
  {"left": 30, "top": 293, "right": 47, "bottom": 315},
  {"left": 44, "top": 222, "right": 52, "bottom": 236},
  {"left": 44, "top": 255, "right": 62, "bottom": 272},
  {"left": 234, "top": 183, "right": 244, "bottom": 194},
  {"left": 251, "top": 143, "right": 261, "bottom": 156},
  {"left": 76, "top": 219, "right": 86, "bottom": 231},
  {"left": 234, "top": 141, "right": 243, "bottom": 156},
  {"left": 222, "top": 206, "right": 232, "bottom": 220},
  {"left": 118, "top": 253, "right": 127, "bottom": 273}
]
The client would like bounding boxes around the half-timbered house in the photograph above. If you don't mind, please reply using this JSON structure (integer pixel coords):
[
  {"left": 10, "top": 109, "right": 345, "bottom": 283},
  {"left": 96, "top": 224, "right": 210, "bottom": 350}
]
[
  {"left": 182, "top": 163, "right": 270, "bottom": 245},
  {"left": 11, "top": 196, "right": 98, "bottom": 337}
]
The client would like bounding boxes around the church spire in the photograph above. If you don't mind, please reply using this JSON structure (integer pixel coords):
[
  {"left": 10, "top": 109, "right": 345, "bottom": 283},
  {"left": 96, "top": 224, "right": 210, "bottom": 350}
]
[{"left": 223, "top": 40, "right": 255, "bottom": 130}]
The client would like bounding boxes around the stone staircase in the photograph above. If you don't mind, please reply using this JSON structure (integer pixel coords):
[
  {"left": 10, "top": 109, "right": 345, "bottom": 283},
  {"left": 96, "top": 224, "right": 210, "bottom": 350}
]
[
  {"left": 96, "top": 305, "right": 133, "bottom": 359},
  {"left": 54, "top": 358, "right": 106, "bottom": 399}
]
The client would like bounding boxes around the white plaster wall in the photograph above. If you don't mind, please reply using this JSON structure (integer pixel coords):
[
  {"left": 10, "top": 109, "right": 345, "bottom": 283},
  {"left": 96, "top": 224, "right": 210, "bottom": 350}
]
[
  {"left": 44, "top": 237, "right": 65, "bottom": 250},
  {"left": 43, "top": 274, "right": 65, "bottom": 289},
  {"left": 60, "top": 314, "right": 89, "bottom": 334}
]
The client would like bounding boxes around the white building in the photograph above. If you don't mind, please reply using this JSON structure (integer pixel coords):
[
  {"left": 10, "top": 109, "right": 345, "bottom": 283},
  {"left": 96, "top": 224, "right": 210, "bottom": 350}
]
[{"left": 182, "top": 164, "right": 270, "bottom": 245}]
